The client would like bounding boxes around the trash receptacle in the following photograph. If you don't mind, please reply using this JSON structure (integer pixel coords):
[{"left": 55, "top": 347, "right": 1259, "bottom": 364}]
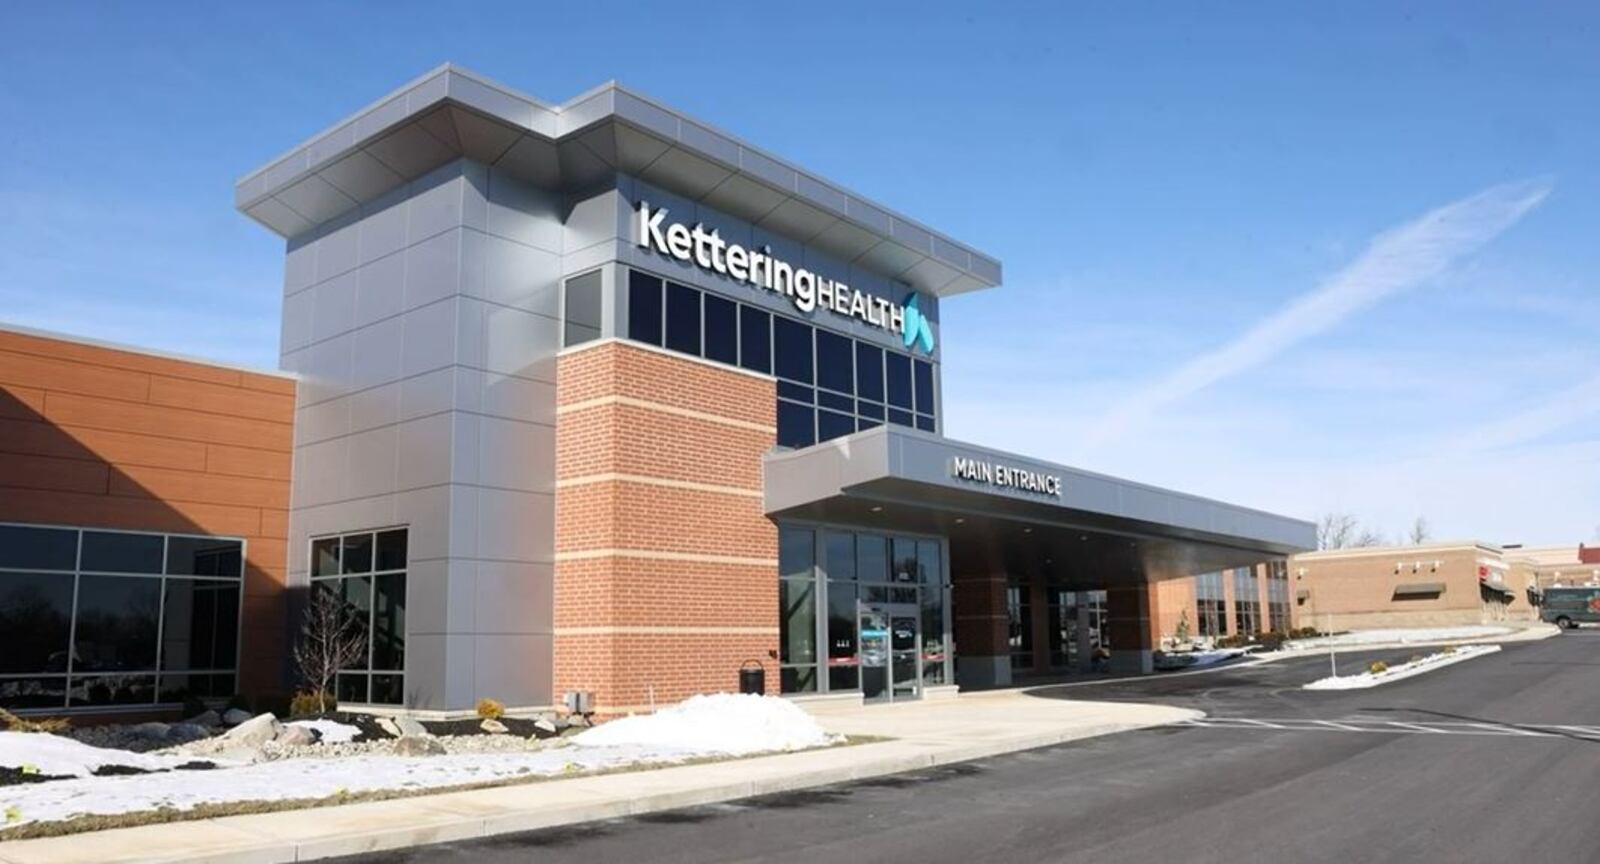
[{"left": 739, "top": 659, "right": 765, "bottom": 695}]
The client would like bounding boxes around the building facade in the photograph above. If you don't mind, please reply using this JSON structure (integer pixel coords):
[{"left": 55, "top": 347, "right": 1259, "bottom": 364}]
[
  {"left": 1, "top": 65, "right": 1319, "bottom": 716},
  {"left": 1289, "top": 542, "right": 1539, "bottom": 631}
]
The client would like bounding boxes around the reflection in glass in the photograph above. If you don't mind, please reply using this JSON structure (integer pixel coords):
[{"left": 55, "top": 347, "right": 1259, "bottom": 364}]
[
  {"left": 161, "top": 580, "right": 239, "bottom": 671},
  {"left": 0, "top": 572, "right": 73, "bottom": 674},
  {"left": 73, "top": 575, "right": 160, "bottom": 672},
  {"left": 81, "top": 532, "right": 163, "bottom": 574},
  {"left": 165, "top": 537, "right": 243, "bottom": 578},
  {"left": 376, "top": 530, "right": 407, "bottom": 572},
  {"left": 0, "top": 526, "right": 77, "bottom": 571},
  {"left": 312, "top": 537, "right": 340, "bottom": 577},
  {"left": 372, "top": 572, "right": 406, "bottom": 671},
  {"left": 779, "top": 579, "right": 816, "bottom": 665},
  {"left": 824, "top": 532, "right": 855, "bottom": 581}
]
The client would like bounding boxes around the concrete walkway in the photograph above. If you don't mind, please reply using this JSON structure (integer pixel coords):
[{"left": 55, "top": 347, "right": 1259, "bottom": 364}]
[{"left": 0, "top": 693, "right": 1195, "bottom": 864}]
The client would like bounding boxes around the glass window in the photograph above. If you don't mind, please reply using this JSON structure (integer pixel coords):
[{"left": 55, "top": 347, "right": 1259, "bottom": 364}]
[
  {"left": 337, "top": 672, "right": 369, "bottom": 705},
  {"left": 563, "top": 270, "right": 603, "bottom": 347},
  {"left": 0, "top": 571, "right": 74, "bottom": 674},
  {"left": 827, "top": 582, "right": 859, "bottom": 691},
  {"left": 160, "top": 579, "right": 239, "bottom": 671},
  {"left": 779, "top": 579, "right": 816, "bottom": 665},
  {"left": 739, "top": 305, "right": 771, "bottom": 373},
  {"left": 371, "top": 674, "right": 404, "bottom": 705},
  {"left": 781, "top": 665, "right": 818, "bottom": 693},
  {"left": 0, "top": 678, "right": 68, "bottom": 710},
  {"left": 312, "top": 537, "right": 340, "bottom": 577},
  {"left": 341, "top": 533, "right": 373, "bottom": 574},
  {"left": 914, "top": 360, "right": 935, "bottom": 416},
  {"left": 855, "top": 535, "right": 887, "bottom": 583},
  {"left": 665, "top": 282, "right": 701, "bottom": 355},
  {"left": 824, "top": 531, "right": 856, "bottom": 581},
  {"left": 777, "top": 381, "right": 814, "bottom": 404},
  {"left": 857, "top": 400, "right": 885, "bottom": 420},
  {"left": 855, "top": 343, "right": 884, "bottom": 402},
  {"left": 165, "top": 537, "right": 242, "bottom": 578},
  {"left": 773, "top": 316, "right": 813, "bottom": 384},
  {"left": 817, "top": 410, "right": 855, "bottom": 442},
  {"left": 815, "top": 329, "right": 853, "bottom": 394},
  {"left": 703, "top": 293, "right": 737, "bottom": 365},
  {"left": 892, "top": 538, "right": 920, "bottom": 582},
  {"left": 375, "top": 530, "right": 407, "bottom": 572},
  {"left": 372, "top": 572, "right": 406, "bottom": 671},
  {"left": 1008, "top": 585, "right": 1033, "bottom": 670},
  {"left": 779, "top": 527, "right": 815, "bottom": 580},
  {"left": 73, "top": 575, "right": 161, "bottom": 672},
  {"left": 81, "top": 531, "right": 163, "bottom": 574},
  {"left": 885, "top": 352, "right": 913, "bottom": 409},
  {"left": 887, "top": 407, "right": 914, "bottom": 428},
  {"left": 817, "top": 390, "right": 853, "bottom": 413},
  {"left": 627, "top": 270, "right": 663, "bottom": 345},
  {"left": 777, "top": 401, "right": 815, "bottom": 449},
  {"left": 0, "top": 525, "right": 77, "bottom": 570},
  {"left": 72, "top": 675, "right": 156, "bottom": 707}
]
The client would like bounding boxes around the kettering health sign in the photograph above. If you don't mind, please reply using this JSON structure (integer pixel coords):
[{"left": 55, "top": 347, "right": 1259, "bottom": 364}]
[{"left": 637, "top": 203, "right": 935, "bottom": 354}]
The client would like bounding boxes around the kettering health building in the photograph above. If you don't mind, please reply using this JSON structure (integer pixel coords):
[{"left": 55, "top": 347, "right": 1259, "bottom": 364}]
[{"left": 0, "top": 66, "right": 1313, "bottom": 716}]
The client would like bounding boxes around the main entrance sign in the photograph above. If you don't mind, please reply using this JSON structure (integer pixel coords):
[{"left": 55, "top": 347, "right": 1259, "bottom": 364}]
[
  {"left": 950, "top": 456, "right": 1062, "bottom": 497},
  {"left": 637, "top": 202, "right": 933, "bottom": 354}
]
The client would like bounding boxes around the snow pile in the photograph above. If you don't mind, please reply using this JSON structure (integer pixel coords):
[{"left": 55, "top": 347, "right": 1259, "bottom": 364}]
[
  {"left": 0, "top": 732, "right": 200, "bottom": 778},
  {"left": 1186, "top": 648, "right": 1247, "bottom": 667},
  {"left": 574, "top": 694, "right": 842, "bottom": 755},
  {"left": 286, "top": 719, "right": 361, "bottom": 744},
  {"left": 1304, "top": 645, "right": 1500, "bottom": 691},
  {"left": 1289, "top": 626, "right": 1509, "bottom": 649}
]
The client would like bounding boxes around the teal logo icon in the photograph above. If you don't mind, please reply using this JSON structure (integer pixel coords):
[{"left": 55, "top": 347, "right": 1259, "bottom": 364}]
[{"left": 902, "top": 293, "right": 935, "bottom": 354}]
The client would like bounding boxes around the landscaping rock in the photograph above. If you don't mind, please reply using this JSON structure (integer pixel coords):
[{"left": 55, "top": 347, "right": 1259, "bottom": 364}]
[
  {"left": 392, "top": 735, "right": 445, "bottom": 756},
  {"left": 480, "top": 719, "right": 508, "bottom": 734},
  {"left": 376, "top": 717, "right": 401, "bottom": 738},
  {"left": 533, "top": 718, "right": 557, "bottom": 735},
  {"left": 274, "top": 725, "right": 317, "bottom": 747},
  {"left": 130, "top": 722, "right": 171, "bottom": 740},
  {"left": 220, "top": 713, "right": 281, "bottom": 747},
  {"left": 187, "top": 710, "right": 222, "bottom": 728},
  {"left": 394, "top": 717, "right": 429, "bottom": 738},
  {"left": 221, "top": 708, "right": 253, "bottom": 727},
  {"left": 166, "top": 723, "right": 212, "bottom": 743}
]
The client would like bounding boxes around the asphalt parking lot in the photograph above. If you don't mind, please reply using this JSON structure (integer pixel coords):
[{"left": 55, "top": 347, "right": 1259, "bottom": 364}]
[{"left": 336, "top": 631, "right": 1600, "bottom": 864}]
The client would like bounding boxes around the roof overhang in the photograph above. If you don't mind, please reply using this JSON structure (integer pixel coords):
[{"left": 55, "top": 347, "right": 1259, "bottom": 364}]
[
  {"left": 764, "top": 426, "right": 1316, "bottom": 589},
  {"left": 1393, "top": 582, "right": 1447, "bottom": 597},
  {"left": 235, "top": 64, "right": 1000, "bottom": 298}
]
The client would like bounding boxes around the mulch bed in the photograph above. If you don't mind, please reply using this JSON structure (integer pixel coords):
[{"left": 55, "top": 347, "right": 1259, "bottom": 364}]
[
  {"left": 285, "top": 711, "right": 395, "bottom": 743},
  {"left": 422, "top": 717, "right": 560, "bottom": 740}
]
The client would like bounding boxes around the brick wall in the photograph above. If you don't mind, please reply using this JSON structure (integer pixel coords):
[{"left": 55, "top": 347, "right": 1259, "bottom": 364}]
[
  {"left": 0, "top": 328, "right": 295, "bottom": 699},
  {"left": 553, "top": 340, "right": 777, "bottom": 713}
]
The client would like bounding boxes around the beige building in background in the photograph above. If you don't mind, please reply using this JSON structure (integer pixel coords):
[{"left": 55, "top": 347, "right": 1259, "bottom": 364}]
[{"left": 1291, "top": 542, "right": 1538, "bottom": 631}]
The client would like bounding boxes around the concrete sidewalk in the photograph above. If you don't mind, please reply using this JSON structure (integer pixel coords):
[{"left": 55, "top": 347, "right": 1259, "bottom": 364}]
[{"left": 0, "top": 692, "right": 1195, "bottom": 864}]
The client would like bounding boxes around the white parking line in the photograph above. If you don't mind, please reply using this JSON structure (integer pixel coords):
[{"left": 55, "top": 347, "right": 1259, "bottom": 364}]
[{"left": 1178, "top": 717, "right": 1590, "bottom": 741}]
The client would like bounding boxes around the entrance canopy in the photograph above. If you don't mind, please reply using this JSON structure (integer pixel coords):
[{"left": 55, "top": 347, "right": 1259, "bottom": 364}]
[{"left": 765, "top": 426, "right": 1315, "bottom": 589}]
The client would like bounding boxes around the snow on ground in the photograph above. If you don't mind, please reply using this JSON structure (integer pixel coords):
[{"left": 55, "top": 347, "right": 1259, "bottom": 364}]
[
  {"left": 0, "top": 742, "right": 696, "bottom": 829},
  {"left": 573, "top": 693, "right": 842, "bottom": 755},
  {"left": 1287, "top": 626, "right": 1510, "bottom": 650},
  {"left": 0, "top": 695, "right": 842, "bottom": 831},
  {"left": 1304, "top": 645, "right": 1501, "bottom": 690},
  {"left": 0, "top": 732, "right": 201, "bottom": 778},
  {"left": 1185, "top": 648, "right": 1248, "bottom": 667},
  {"left": 287, "top": 719, "right": 362, "bottom": 744}
]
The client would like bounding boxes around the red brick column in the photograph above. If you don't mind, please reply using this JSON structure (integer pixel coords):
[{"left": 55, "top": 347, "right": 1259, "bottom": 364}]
[
  {"left": 553, "top": 341, "right": 777, "bottom": 714},
  {"left": 1106, "top": 585, "right": 1157, "bottom": 674},
  {"left": 953, "top": 572, "right": 1010, "bottom": 688}
]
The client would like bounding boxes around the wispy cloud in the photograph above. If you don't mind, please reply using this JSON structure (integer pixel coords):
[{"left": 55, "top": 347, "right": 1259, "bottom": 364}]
[{"left": 1078, "top": 177, "right": 1555, "bottom": 451}]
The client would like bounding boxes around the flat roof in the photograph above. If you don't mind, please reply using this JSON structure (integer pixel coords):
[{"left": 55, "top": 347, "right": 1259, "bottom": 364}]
[
  {"left": 0, "top": 321, "right": 296, "bottom": 381},
  {"left": 765, "top": 426, "right": 1315, "bottom": 586},
  {"left": 236, "top": 64, "right": 1001, "bottom": 298}
]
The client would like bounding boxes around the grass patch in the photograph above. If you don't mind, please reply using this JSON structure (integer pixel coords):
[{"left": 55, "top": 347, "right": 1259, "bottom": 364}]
[{"left": 0, "top": 735, "right": 885, "bottom": 842}]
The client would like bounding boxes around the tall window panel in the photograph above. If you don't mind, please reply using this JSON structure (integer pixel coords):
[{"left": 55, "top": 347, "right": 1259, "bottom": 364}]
[
  {"left": 310, "top": 528, "right": 408, "bottom": 706},
  {"left": 0, "top": 524, "right": 244, "bottom": 710}
]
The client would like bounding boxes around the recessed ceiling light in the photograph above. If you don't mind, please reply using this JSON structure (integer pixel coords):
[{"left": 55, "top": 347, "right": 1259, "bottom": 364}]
[
  {"left": 870, "top": 505, "right": 883, "bottom": 513},
  {"left": 1079, "top": 535, "right": 1088, "bottom": 541},
  {"left": 954, "top": 517, "right": 965, "bottom": 524},
  {"left": 1023, "top": 527, "right": 1033, "bottom": 534}
]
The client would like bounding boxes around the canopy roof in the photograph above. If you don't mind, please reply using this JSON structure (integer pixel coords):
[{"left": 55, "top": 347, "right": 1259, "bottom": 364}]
[{"left": 765, "top": 426, "right": 1316, "bottom": 588}]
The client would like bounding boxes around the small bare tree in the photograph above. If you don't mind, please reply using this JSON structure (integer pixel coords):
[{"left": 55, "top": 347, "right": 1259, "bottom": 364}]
[
  {"left": 1408, "top": 516, "right": 1431, "bottom": 545},
  {"left": 293, "top": 585, "right": 366, "bottom": 713},
  {"left": 1353, "top": 528, "right": 1386, "bottom": 547},
  {"left": 1317, "top": 513, "right": 1358, "bottom": 550}
]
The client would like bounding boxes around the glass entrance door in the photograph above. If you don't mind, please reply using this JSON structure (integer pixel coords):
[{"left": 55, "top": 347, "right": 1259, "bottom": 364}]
[{"left": 859, "top": 603, "right": 919, "bottom": 703}]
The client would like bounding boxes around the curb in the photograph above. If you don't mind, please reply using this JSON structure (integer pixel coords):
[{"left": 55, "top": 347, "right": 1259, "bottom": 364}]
[
  {"left": 1302, "top": 644, "right": 1502, "bottom": 691},
  {"left": 0, "top": 708, "right": 1200, "bottom": 864}
]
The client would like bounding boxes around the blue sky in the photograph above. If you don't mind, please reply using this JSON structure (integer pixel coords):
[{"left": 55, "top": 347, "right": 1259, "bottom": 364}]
[{"left": 1, "top": 2, "right": 1595, "bottom": 544}]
